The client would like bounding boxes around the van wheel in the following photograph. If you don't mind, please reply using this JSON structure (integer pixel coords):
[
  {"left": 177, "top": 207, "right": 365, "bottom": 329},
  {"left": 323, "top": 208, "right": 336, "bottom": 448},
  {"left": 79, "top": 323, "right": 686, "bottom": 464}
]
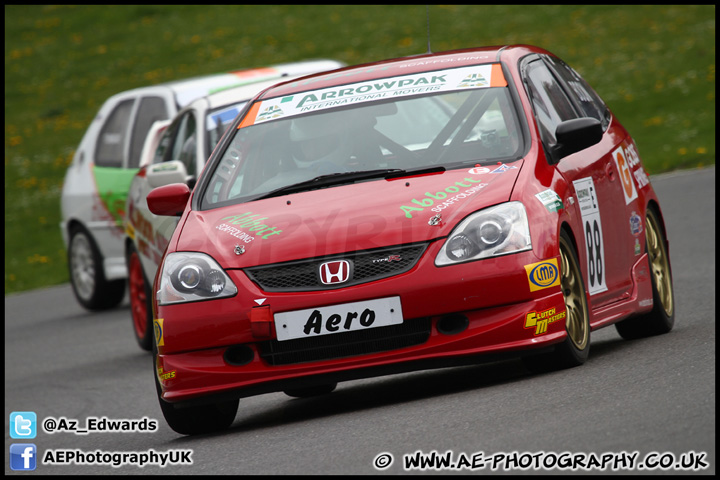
[{"left": 68, "top": 226, "right": 125, "bottom": 310}]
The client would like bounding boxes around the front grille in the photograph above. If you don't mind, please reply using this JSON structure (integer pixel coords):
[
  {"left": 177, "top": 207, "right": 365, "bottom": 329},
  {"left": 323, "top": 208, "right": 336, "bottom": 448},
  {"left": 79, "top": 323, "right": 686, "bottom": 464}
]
[
  {"left": 244, "top": 243, "right": 427, "bottom": 292},
  {"left": 258, "top": 317, "right": 432, "bottom": 365}
]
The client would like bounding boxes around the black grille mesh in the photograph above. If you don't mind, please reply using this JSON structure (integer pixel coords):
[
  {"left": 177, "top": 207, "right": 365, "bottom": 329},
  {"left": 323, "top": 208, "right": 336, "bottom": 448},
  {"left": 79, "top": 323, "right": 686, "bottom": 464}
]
[
  {"left": 244, "top": 243, "right": 427, "bottom": 292},
  {"left": 257, "top": 317, "right": 432, "bottom": 365}
]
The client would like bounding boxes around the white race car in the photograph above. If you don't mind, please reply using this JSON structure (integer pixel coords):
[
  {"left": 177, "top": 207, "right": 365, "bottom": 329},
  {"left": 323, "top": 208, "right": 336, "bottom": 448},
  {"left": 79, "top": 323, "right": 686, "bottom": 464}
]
[
  {"left": 124, "top": 74, "right": 322, "bottom": 349},
  {"left": 60, "top": 60, "right": 344, "bottom": 310}
]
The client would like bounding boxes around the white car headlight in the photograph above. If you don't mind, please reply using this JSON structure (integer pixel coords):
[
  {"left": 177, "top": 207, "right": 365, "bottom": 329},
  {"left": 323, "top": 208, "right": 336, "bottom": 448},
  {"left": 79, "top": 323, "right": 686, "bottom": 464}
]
[
  {"left": 158, "top": 252, "right": 237, "bottom": 305},
  {"left": 435, "top": 202, "right": 532, "bottom": 266}
]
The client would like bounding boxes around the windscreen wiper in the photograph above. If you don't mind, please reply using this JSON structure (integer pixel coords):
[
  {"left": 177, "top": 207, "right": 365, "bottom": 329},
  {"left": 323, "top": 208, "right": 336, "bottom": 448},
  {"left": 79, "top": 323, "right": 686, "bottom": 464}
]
[{"left": 253, "top": 166, "right": 445, "bottom": 200}]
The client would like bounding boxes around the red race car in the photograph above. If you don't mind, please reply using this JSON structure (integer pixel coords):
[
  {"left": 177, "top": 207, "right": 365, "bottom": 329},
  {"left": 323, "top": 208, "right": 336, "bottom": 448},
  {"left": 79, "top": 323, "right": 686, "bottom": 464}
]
[{"left": 148, "top": 45, "right": 674, "bottom": 435}]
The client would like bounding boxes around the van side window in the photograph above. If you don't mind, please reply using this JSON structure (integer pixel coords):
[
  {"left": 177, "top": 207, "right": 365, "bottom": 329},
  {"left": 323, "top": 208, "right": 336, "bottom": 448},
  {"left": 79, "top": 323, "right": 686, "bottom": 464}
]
[
  {"left": 95, "top": 99, "right": 134, "bottom": 168},
  {"left": 129, "top": 96, "right": 169, "bottom": 168}
]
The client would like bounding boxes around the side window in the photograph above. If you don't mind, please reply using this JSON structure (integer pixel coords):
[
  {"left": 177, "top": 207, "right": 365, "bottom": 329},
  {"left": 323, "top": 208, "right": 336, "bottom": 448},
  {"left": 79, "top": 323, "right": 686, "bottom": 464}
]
[
  {"left": 168, "top": 112, "right": 198, "bottom": 177},
  {"left": 128, "top": 96, "right": 169, "bottom": 168},
  {"left": 524, "top": 60, "right": 578, "bottom": 151},
  {"left": 543, "top": 56, "right": 609, "bottom": 129},
  {"left": 153, "top": 124, "right": 175, "bottom": 165},
  {"left": 95, "top": 99, "right": 134, "bottom": 168}
]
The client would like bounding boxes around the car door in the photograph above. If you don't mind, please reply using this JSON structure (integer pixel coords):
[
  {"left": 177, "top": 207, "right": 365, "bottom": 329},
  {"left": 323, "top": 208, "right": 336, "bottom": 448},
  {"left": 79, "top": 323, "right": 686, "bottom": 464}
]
[{"left": 522, "top": 55, "right": 635, "bottom": 309}]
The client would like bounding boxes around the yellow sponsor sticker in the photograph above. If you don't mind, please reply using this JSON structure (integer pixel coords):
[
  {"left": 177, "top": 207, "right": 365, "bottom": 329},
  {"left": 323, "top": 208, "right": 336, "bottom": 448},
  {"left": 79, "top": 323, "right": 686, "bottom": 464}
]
[
  {"left": 154, "top": 318, "right": 164, "bottom": 347},
  {"left": 525, "top": 306, "right": 567, "bottom": 335},
  {"left": 524, "top": 259, "right": 560, "bottom": 292}
]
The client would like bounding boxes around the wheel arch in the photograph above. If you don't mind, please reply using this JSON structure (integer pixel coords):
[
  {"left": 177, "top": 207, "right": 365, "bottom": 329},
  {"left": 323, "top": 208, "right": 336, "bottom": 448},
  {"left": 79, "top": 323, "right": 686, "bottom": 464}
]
[{"left": 645, "top": 199, "right": 671, "bottom": 258}]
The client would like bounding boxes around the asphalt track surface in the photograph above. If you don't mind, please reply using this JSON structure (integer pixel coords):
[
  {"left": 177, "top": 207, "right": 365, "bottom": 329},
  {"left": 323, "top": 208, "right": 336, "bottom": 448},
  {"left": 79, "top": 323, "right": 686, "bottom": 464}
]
[{"left": 5, "top": 166, "right": 715, "bottom": 475}]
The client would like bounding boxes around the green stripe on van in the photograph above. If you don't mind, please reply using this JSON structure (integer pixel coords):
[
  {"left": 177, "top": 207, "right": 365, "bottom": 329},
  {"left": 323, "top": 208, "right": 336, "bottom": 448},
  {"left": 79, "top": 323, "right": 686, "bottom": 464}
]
[{"left": 92, "top": 166, "right": 141, "bottom": 226}]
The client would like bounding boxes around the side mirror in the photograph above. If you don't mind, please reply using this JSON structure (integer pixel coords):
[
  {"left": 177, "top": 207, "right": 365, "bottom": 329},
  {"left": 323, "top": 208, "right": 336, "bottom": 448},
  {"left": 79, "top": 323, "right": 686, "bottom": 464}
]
[
  {"left": 554, "top": 117, "right": 603, "bottom": 159},
  {"left": 146, "top": 160, "right": 189, "bottom": 189},
  {"left": 147, "top": 183, "right": 191, "bottom": 217}
]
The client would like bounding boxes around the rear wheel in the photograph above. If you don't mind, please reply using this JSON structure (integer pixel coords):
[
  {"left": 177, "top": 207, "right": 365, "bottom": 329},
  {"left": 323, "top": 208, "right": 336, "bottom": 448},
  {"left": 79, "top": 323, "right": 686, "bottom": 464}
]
[
  {"left": 524, "top": 230, "right": 590, "bottom": 372},
  {"left": 127, "top": 244, "right": 153, "bottom": 351},
  {"left": 68, "top": 226, "right": 125, "bottom": 310},
  {"left": 615, "top": 207, "right": 674, "bottom": 339}
]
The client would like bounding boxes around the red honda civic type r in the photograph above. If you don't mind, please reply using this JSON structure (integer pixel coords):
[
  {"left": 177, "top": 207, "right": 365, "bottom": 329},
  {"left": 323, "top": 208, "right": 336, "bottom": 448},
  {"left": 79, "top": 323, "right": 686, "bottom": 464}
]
[{"left": 147, "top": 45, "right": 674, "bottom": 435}]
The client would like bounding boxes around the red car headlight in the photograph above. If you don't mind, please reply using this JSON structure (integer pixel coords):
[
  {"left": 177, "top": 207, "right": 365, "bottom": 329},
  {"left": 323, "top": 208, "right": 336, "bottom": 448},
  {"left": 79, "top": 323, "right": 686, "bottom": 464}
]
[
  {"left": 158, "top": 252, "right": 237, "bottom": 305},
  {"left": 435, "top": 202, "right": 532, "bottom": 266}
]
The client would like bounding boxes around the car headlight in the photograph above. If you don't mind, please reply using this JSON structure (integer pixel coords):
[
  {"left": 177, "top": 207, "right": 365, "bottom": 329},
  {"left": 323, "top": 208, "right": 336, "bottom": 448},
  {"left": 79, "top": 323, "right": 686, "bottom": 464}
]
[
  {"left": 435, "top": 202, "right": 532, "bottom": 266},
  {"left": 158, "top": 252, "right": 237, "bottom": 305}
]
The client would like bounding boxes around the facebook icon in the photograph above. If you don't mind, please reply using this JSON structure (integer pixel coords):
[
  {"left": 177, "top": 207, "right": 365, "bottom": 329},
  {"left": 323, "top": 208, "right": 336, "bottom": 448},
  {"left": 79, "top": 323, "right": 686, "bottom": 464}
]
[{"left": 10, "top": 444, "right": 37, "bottom": 471}]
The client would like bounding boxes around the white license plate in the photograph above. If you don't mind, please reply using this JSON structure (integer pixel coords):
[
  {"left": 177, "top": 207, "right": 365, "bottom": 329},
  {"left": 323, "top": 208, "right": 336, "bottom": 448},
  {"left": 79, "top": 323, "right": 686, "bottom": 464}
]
[{"left": 274, "top": 296, "right": 403, "bottom": 342}]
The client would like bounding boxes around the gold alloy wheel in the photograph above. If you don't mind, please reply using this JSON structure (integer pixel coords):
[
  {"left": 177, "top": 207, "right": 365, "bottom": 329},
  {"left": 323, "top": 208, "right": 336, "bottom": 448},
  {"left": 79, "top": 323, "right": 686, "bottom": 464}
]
[
  {"left": 559, "top": 236, "right": 589, "bottom": 351},
  {"left": 646, "top": 211, "right": 674, "bottom": 317}
]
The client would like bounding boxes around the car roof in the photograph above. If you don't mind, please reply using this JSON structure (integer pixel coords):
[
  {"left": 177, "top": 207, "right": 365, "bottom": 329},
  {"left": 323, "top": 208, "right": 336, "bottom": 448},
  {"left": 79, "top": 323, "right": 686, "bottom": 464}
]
[
  {"left": 169, "top": 59, "right": 345, "bottom": 108},
  {"left": 203, "top": 75, "right": 309, "bottom": 110},
  {"left": 106, "top": 59, "right": 345, "bottom": 109},
  {"left": 258, "top": 45, "right": 547, "bottom": 100}
]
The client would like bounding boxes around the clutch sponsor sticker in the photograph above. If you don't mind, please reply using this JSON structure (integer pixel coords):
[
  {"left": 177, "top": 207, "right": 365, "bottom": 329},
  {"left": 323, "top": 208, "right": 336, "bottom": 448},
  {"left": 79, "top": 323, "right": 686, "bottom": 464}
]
[
  {"left": 524, "top": 259, "right": 560, "bottom": 292},
  {"left": 525, "top": 306, "right": 567, "bottom": 335}
]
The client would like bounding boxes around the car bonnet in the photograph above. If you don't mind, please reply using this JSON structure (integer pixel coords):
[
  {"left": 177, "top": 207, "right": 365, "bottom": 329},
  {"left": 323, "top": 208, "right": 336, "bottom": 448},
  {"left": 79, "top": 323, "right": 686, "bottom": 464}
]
[{"left": 175, "top": 161, "right": 522, "bottom": 269}]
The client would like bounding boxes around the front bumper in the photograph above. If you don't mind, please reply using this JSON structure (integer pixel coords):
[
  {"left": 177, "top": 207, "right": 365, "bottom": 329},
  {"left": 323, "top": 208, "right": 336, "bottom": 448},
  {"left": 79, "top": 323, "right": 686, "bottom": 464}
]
[{"left": 156, "top": 243, "right": 568, "bottom": 405}]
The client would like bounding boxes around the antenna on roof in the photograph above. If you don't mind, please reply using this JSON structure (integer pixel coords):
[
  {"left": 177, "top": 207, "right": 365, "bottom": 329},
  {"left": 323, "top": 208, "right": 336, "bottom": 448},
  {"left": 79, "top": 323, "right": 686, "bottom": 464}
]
[{"left": 426, "top": 5, "right": 432, "bottom": 54}]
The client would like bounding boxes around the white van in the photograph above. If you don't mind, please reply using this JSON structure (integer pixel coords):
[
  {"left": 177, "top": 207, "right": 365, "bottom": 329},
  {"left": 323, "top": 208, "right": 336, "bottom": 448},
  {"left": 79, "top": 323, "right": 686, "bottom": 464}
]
[{"left": 60, "top": 60, "right": 345, "bottom": 310}]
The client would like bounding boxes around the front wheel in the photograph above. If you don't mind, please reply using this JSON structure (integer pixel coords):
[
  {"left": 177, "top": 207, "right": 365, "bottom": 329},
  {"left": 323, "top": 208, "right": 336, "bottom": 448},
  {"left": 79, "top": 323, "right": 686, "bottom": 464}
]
[
  {"left": 158, "top": 396, "right": 239, "bottom": 436},
  {"left": 524, "top": 229, "right": 590, "bottom": 372},
  {"left": 615, "top": 207, "right": 674, "bottom": 339},
  {"left": 68, "top": 226, "right": 125, "bottom": 310},
  {"left": 153, "top": 354, "right": 238, "bottom": 435}
]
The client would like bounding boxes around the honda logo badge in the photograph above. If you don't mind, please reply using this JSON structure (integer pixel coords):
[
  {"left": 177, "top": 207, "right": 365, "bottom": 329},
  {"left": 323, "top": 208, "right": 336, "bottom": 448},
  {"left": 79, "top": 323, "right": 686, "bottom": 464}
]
[{"left": 319, "top": 260, "right": 351, "bottom": 285}]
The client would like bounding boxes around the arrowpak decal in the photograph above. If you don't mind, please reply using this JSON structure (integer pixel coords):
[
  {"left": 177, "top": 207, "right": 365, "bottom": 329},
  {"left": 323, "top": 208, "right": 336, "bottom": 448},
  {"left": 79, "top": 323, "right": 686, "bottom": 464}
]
[{"left": 240, "top": 64, "right": 507, "bottom": 128}]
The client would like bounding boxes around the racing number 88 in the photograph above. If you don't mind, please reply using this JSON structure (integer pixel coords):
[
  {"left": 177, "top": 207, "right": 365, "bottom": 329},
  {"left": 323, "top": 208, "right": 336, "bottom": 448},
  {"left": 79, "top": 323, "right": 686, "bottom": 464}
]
[{"left": 585, "top": 219, "right": 602, "bottom": 288}]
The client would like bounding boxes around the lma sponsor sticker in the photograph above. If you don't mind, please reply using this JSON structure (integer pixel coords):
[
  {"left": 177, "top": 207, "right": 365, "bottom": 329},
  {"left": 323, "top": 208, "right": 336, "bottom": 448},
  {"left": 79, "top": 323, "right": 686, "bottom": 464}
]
[{"left": 524, "top": 259, "right": 560, "bottom": 292}]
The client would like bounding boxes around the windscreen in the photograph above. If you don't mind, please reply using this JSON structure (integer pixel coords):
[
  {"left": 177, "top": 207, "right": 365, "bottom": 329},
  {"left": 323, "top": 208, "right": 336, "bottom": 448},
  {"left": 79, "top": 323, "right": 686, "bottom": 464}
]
[
  {"left": 205, "top": 101, "right": 248, "bottom": 159},
  {"left": 200, "top": 64, "right": 524, "bottom": 209}
]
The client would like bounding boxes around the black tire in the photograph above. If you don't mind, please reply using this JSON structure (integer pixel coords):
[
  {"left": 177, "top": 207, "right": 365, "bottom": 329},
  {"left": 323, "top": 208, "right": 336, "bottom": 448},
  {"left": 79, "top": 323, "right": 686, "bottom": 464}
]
[
  {"left": 127, "top": 243, "right": 153, "bottom": 351},
  {"left": 68, "top": 225, "right": 125, "bottom": 310},
  {"left": 152, "top": 326, "right": 238, "bottom": 435},
  {"left": 615, "top": 207, "right": 674, "bottom": 339},
  {"left": 284, "top": 383, "right": 337, "bottom": 398},
  {"left": 524, "top": 229, "right": 591, "bottom": 372},
  {"left": 157, "top": 392, "right": 239, "bottom": 436}
]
